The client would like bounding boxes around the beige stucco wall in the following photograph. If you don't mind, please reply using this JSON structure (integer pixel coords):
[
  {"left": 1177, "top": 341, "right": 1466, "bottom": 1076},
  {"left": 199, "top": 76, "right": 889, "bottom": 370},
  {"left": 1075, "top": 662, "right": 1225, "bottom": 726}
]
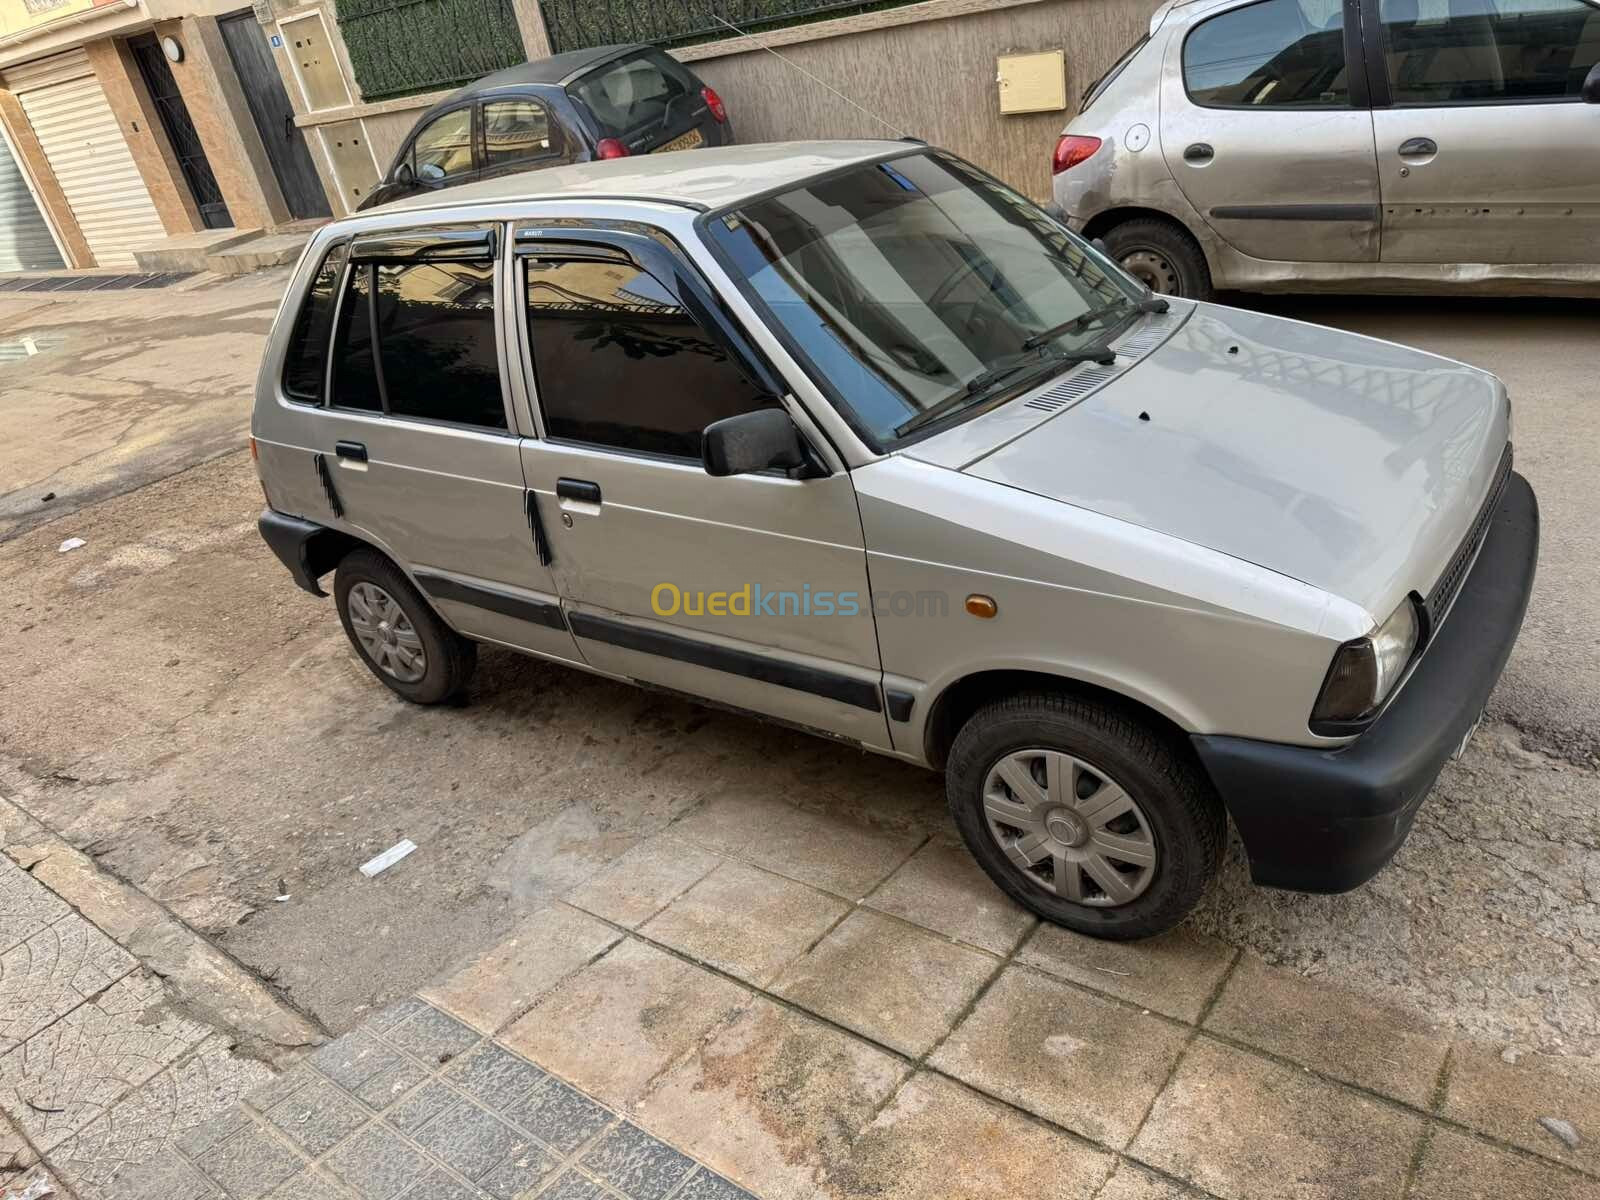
[{"left": 680, "top": 0, "right": 1158, "bottom": 202}]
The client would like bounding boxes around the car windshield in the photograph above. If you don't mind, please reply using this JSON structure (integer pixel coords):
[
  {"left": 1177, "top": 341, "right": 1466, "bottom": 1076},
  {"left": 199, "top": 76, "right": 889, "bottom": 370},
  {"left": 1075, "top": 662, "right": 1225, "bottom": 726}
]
[{"left": 705, "top": 152, "right": 1142, "bottom": 448}]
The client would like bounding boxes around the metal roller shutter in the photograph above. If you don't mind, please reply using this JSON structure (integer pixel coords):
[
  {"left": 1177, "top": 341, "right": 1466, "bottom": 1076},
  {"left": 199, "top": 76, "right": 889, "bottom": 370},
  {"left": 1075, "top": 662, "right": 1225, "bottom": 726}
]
[
  {"left": 8, "top": 50, "right": 165, "bottom": 269},
  {"left": 0, "top": 122, "right": 63, "bottom": 272}
]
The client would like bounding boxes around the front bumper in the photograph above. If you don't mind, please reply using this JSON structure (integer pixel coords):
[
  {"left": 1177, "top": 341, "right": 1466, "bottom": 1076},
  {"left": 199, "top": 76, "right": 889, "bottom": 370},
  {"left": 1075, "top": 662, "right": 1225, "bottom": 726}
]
[{"left": 1193, "top": 471, "right": 1539, "bottom": 893}]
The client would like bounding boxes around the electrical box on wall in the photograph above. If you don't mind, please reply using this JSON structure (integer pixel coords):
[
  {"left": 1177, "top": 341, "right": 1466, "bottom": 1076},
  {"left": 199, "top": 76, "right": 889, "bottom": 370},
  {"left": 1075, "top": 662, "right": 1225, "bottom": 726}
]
[{"left": 996, "top": 50, "right": 1067, "bottom": 114}]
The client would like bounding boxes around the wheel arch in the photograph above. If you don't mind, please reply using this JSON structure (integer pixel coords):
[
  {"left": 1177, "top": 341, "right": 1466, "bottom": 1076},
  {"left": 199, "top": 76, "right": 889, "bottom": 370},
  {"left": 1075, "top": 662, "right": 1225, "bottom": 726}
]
[{"left": 1080, "top": 206, "right": 1216, "bottom": 273}]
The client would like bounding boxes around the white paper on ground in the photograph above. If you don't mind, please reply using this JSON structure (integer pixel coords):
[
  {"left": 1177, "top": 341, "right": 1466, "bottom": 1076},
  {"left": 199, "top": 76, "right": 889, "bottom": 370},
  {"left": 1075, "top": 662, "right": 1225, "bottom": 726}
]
[{"left": 359, "top": 838, "right": 417, "bottom": 878}]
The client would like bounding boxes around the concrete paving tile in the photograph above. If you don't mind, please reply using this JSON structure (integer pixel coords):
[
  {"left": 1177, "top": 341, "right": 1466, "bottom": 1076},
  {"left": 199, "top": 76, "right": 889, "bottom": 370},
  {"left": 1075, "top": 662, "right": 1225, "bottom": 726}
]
[
  {"left": 421, "top": 906, "right": 623, "bottom": 1036},
  {"left": 638, "top": 861, "right": 849, "bottom": 986},
  {"left": 442, "top": 1042, "right": 546, "bottom": 1115},
  {"left": 413, "top": 1097, "right": 531, "bottom": 1182},
  {"left": 397, "top": 1167, "right": 488, "bottom": 1199},
  {"left": 0, "top": 914, "right": 137, "bottom": 1051},
  {"left": 675, "top": 1169, "right": 759, "bottom": 1200},
  {"left": 669, "top": 793, "right": 923, "bottom": 898},
  {"left": 196, "top": 1121, "right": 306, "bottom": 1200},
  {"left": 1204, "top": 954, "right": 1449, "bottom": 1108},
  {"left": 1017, "top": 922, "right": 1235, "bottom": 1024},
  {"left": 825, "top": 1072, "right": 1114, "bottom": 1200},
  {"left": 1409, "top": 1127, "right": 1600, "bottom": 1200},
  {"left": 863, "top": 835, "right": 1036, "bottom": 956},
  {"left": 309, "top": 1030, "right": 403, "bottom": 1094},
  {"left": 581, "top": 1121, "right": 695, "bottom": 1200},
  {"left": 422, "top": 908, "right": 620, "bottom": 1036},
  {"left": 268, "top": 1076, "right": 370, "bottom": 1157},
  {"left": 241, "top": 1062, "right": 318, "bottom": 1114},
  {"left": 368, "top": 999, "right": 429, "bottom": 1034},
  {"left": 51, "top": 1034, "right": 272, "bottom": 1200},
  {"left": 0, "top": 970, "right": 211, "bottom": 1150},
  {"left": 381, "top": 1004, "right": 480, "bottom": 1067},
  {"left": 265, "top": 1164, "right": 362, "bottom": 1200},
  {"left": 476, "top": 1141, "right": 560, "bottom": 1199},
  {"left": 323, "top": 1121, "right": 431, "bottom": 1200},
  {"left": 0, "top": 854, "right": 70, "bottom": 954},
  {"left": 539, "top": 1170, "right": 609, "bottom": 1200},
  {"left": 1131, "top": 1038, "right": 1425, "bottom": 1200},
  {"left": 0, "top": 1106, "right": 38, "bottom": 1174},
  {"left": 634, "top": 996, "right": 909, "bottom": 1200},
  {"left": 353, "top": 1060, "right": 431, "bottom": 1113},
  {"left": 565, "top": 837, "right": 725, "bottom": 929},
  {"left": 771, "top": 909, "right": 997, "bottom": 1057},
  {"left": 175, "top": 1104, "right": 250, "bottom": 1159},
  {"left": 501, "top": 939, "right": 752, "bottom": 1110},
  {"left": 385, "top": 1078, "right": 459, "bottom": 1135},
  {"left": 113, "top": 1146, "right": 221, "bottom": 1200},
  {"left": 1094, "top": 1161, "right": 1206, "bottom": 1199},
  {"left": 1441, "top": 1044, "right": 1600, "bottom": 1173},
  {"left": 929, "top": 966, "right": 1187, "bottom": 1149},
  {"left": 502, "top": 1077, "right": 613, "bottom": 1155}
]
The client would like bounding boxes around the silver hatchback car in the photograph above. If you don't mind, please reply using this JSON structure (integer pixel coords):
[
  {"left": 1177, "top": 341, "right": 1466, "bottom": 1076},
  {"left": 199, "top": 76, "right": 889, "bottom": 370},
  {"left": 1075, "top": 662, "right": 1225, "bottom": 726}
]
[
  {"left": 253, "top": 142, "right": 1538, "bottom": 939},
  {"left": 1052, "top": 0, "right": 1600, "bottom": 298}
]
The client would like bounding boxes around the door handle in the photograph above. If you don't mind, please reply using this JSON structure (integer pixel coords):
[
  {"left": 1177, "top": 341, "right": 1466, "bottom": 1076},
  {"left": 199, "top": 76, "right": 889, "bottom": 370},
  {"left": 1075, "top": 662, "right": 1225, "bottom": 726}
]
[
  {"left": 1398, "top": 137, "right": 1437, "bottom": 157},
  {"left": 556, "top": 477, "right": 601, "bottom": 504},
  {"left": 284, "top": 112, "right": 295, "bottom": 141},
  {"left": 334, "top": 440, "right": 368, "bottom": 463},
  {"left": 1183, "top": 142, "right": 1214, "bottom": 163}
]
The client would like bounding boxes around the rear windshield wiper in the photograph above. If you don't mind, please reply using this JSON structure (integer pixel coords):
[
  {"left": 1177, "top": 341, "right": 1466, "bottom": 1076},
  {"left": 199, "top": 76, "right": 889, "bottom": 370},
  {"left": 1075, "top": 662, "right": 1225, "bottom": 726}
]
[
  {"left": 894, "top": 341, "right": 1117, "bottom": 438},
  {"left": 1021, "top": 294, "right": 1167, "bottom": 350}
]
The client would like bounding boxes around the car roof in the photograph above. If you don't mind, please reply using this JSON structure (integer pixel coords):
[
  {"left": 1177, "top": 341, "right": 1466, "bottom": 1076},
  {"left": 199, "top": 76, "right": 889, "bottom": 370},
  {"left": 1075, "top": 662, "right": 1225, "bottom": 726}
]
[
  {"left": 376, "top": 140, "right": 913, "bottom": 216},
  {"left": 447, "top": 44, "right": 641, "bottom": 96}
]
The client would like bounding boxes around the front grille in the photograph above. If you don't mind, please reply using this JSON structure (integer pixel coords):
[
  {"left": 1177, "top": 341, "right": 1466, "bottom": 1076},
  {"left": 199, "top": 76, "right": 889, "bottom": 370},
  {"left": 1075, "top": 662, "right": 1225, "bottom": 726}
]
[{"left": 1422, "top": 443, "right": 1512, "bottom": 637}]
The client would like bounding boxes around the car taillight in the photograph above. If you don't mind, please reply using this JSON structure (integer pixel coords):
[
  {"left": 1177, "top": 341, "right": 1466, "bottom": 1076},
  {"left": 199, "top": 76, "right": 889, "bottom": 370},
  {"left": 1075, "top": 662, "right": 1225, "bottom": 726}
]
[
  {"left": 1052, "top": 134, "right": 1103, "bottom": 175},
  {"left": 596, "top": 137, "right": 630, "bottom": 159},
  {"left": 702, "top": 85, "right": 727, "bottom": 124}
]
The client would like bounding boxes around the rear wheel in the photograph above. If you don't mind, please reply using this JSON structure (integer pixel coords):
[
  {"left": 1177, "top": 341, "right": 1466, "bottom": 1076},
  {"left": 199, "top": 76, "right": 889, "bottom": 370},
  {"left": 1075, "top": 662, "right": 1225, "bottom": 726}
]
[
  {"left": 946, "top": 691, "right": 1224, "bottom": 939},
  {"left": 1101, "top": 217, "right": 1213, "bottom": 301},
  {"left": 334, "top": 550, "right": 476, "bottom": 705}
]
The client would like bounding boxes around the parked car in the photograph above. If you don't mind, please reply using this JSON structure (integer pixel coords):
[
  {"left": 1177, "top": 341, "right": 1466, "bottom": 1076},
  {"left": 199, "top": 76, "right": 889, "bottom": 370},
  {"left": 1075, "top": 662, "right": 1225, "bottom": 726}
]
[
  {"left": 357, "top": 43, "right": 732, "bottom": 211},
  {"left": 255, "top": 141, "right": 1537, "bottom": 939},
  {"left": 1052, "top": 0, "right": 1600, "bottom": 299}
]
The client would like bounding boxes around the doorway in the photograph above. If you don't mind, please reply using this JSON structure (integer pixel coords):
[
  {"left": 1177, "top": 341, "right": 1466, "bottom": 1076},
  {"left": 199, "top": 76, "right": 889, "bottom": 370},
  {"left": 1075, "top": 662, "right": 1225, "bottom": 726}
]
[
  {"left": 127, "top": 34, "right": 232, "bottom": 229},
  {"left": 218, "top": 12, "right": 332, "bottom": 221}
]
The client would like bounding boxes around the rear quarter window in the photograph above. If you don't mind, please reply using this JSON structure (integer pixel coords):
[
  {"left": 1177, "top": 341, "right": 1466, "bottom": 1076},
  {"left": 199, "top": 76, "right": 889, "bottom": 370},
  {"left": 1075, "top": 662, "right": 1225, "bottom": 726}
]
[
  {"left": 568, "top": 50, "right": 695, "bottom": 139},
  {"left": 281, "top": 246, "right": 344, "bottom": 403}
]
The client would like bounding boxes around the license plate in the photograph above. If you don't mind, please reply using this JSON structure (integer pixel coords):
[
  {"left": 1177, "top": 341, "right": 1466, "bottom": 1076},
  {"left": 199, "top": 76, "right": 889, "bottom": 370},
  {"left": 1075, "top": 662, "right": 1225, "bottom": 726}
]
[
  {"left": 653, "top": 128, "right": 705, "bottom": 154},
  {"left": 1452, "top": 712, "right": 1484, "bottom": 760}
]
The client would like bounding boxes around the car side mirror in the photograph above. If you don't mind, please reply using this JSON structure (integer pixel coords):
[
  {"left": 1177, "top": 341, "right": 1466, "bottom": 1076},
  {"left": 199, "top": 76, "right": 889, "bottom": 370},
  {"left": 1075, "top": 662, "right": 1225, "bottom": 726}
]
[
  {"left": 394, "top": 161, "right": 415, "bottom": 187},
  {"left": 1584, "top": 62, "right": 1600, "bottom": 104},
  {"left": 702, "top": 408, "right": 808, "bottom": 477}
]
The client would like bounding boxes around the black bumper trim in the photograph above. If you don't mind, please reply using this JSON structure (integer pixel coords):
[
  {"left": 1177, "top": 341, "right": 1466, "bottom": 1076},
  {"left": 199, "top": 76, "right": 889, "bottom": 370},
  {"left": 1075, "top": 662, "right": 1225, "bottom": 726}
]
[
  {"left": 414, "top": 571, "right": 567, "bottom": 632},
  {"left": 258, "top": 509, "right": 338, "bottom": 597},
  {"left": 1193, "top": 471, "right": 1538, "bottom": 893}
]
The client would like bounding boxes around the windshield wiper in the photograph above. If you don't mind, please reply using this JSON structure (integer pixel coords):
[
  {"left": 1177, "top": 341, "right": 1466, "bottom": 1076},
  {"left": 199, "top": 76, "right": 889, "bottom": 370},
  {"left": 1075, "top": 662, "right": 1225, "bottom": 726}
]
[
  {"left": 1020, "top": 293, "right": 1168, "bottom": 351},
  {"left": 894, "top": 341, "right": 1117, "bottom": 438}
]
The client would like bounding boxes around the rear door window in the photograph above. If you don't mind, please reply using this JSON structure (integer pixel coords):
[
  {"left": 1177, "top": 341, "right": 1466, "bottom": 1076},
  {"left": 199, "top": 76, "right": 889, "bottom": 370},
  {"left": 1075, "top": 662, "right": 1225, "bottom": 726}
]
[
  {"left": 1184, "top": 0, "right": 1352, "bottom": 106},
  {"left": 282, "top": 245, "right": 344, "bottom": 402},
  {"left": 1378, "top": 0, "right": 1600, "bottom": 103},
  {"left": 524, "top": 255, "right": 772, "bottom": 458},
  {"left": 568, "top": 50, "right": 696, "bottom": 144},
  {"left": 481, "top": 98, "right": 560, "bottom": 167}
]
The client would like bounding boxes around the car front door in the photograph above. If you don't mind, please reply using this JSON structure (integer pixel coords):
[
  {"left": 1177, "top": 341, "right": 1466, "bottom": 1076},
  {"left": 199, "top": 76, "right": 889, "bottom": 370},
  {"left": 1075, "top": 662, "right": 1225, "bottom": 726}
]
[
  {"left": 1367, "top": 0, "right": 1600, "bottom": 262},
  {"left": 313, "top": 225, "right": 583, "bottom": 663},
  {"left": 1160, "top": 0, "right": 1383, "bottom": 261},
  {"left": 509, "top": 226, "right": 891, "bottom": 749}
]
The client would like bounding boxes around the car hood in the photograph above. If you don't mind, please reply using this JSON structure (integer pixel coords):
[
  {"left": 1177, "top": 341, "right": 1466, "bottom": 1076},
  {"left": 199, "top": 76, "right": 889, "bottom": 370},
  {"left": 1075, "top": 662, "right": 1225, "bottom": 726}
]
[{"left": 960, "top": 303, "right": 1509, "bottom": 617}]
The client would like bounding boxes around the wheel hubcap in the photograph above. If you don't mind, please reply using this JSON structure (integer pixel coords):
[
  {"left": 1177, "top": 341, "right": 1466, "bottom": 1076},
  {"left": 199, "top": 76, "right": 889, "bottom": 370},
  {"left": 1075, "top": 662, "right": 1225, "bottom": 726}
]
[
  {"left": 981, "top": 749, "right": 1158, "bottom": 907},
  {"left": 348, "top": 582, "right": 426, "bottom": 683},
  {"left": 1119, "top": 248, "right": 1180, "bottom": 296}
]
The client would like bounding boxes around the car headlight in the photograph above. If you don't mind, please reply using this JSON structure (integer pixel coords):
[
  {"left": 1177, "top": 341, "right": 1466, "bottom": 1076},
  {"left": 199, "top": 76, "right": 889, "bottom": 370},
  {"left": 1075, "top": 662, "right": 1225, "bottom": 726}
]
[{"left": 1310, "top": 599, "right": 1421, "bottom": 730}]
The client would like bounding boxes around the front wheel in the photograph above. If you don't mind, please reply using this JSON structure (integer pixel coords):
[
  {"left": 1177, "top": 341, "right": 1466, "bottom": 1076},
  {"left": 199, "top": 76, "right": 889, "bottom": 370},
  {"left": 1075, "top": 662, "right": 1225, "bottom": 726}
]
[
  {"left": 1100, "top": 217, "right": 1213, "bottom": 301},
  {"left": 946, "top": 692, "right": 1224, "bottom": 940}
]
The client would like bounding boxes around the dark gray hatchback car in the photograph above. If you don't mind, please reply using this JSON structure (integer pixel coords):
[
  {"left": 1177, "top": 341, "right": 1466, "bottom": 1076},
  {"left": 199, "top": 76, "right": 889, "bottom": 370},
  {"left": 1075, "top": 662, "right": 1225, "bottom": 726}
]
[{"left": 358, "top": 43, "right": 733, "bottom": 211}]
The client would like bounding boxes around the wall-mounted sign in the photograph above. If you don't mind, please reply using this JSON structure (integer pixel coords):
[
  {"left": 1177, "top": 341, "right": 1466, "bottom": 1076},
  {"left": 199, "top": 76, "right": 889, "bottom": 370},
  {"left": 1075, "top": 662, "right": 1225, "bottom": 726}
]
[
  {"left": 996, "top": 50, "right": 1067, "bottom": 115},
  {"left": 270, "top": 32, "right": 281, "bottom": 46}
]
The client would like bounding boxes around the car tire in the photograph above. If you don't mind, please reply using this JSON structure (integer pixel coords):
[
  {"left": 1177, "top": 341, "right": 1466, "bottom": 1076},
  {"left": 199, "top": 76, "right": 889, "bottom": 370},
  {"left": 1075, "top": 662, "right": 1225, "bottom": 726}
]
[
  {"left": 946, "top": 691, "right": 1225, "bottom": 940},
  {"left": 1101, "top": 217, "right": 1213, "bottom": 301},
  {"left": 334, "top": 549, "right": 476, "bottom": 705}
]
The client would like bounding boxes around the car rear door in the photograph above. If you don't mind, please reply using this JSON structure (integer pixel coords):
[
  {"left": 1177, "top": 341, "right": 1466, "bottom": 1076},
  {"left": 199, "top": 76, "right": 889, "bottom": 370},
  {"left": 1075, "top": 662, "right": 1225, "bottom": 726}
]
[
  {"left": 307, "top": 224, "right": 583, "bottom": 663},
  {"left": 566, "top": 49, "right": 721, "bottom": 154},
  {"left": 1366, "top": 0, "right": 1600, "bottom": 262},
  {"left": 508, "top": 225, "right": 891, "bottom": 749},
  {"left": 476, "top": 94, "right": 574, "bottom": 181},
  {"left": 1160, "top": 0, "right": 1383, "bottom": 261}
]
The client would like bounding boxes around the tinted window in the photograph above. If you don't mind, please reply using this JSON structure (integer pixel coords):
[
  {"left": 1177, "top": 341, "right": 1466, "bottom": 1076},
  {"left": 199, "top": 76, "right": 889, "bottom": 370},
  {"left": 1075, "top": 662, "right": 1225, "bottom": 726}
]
[
  {"left": 569, "top": 51, "right": 693, "bottom": 139},
  {"left": 332, "top": 264, "right": 382, "bottom": 412},
  {"left": 413, "top": 109, "right": 474, "bottom": 182},
  {"left": 1380, "top": 0, "right": 1600, "bottom": 102},
  {"left": 282, "top": 246, "right": 343, "bottom": 402},
  {"left": 482, "top": 99, "right": 556, "bottom": 166},
  {"left": 375, "top": 260, "right": 504, "bottom": 429},
  {"left": 526, "top": 257, "right": 770, "bottom": 458},
  {"left": 1184, "top": 0, "right": 1351, "bottom": 106}
]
